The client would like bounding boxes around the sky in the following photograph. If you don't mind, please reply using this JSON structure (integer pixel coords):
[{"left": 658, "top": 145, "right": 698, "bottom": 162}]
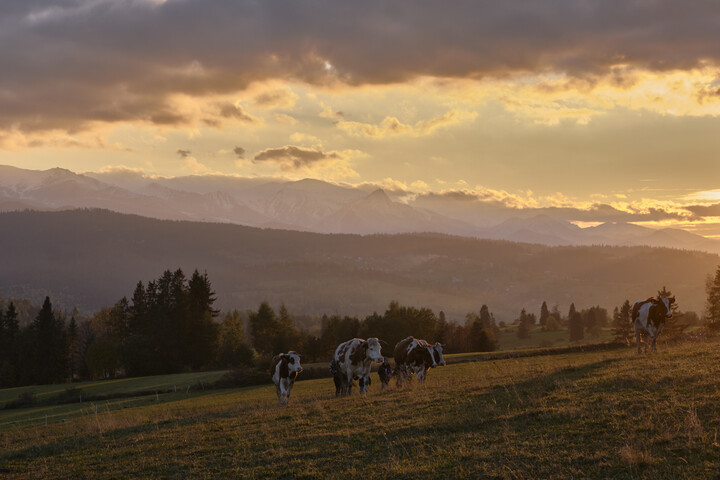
[{"left": 2, "top": 0, "right": 720, "bottom": 236}]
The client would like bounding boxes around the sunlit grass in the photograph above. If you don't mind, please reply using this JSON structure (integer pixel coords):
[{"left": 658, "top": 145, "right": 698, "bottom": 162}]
[{"left": 2, "top": 339, "right": 720, "bottom": 478}]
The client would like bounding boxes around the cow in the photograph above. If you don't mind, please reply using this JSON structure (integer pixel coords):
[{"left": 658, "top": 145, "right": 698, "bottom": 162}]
[
  {"left": 377, "top": 358, "right": 393, "bottom": 390},
  {"left": 632, "top": 296, "right": 675, "bottom": 353},
  {"left": 329, "top": 359, "right": 345, "bottom": 397},
  {"left": 420, "top": 340, "right": 446, "bottom": 380},
  {"left": 393, "top": 336, "right": 437, "bottom": 386},
  {"left": 333, "top": 338, "right": 384, "bottom": 395},
  {"left": 270, "top": 351, "right": 303, "bottom": 405}
]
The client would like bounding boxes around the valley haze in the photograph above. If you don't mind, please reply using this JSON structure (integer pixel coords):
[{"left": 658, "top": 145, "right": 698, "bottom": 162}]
[{"left": 0, "top": 207, "right": 715, "bottom": 323}]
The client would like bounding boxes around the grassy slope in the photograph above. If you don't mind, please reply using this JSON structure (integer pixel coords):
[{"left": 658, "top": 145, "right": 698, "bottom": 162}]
[{"left": 2, "top": 340, "right": 720, "bottom": 479}]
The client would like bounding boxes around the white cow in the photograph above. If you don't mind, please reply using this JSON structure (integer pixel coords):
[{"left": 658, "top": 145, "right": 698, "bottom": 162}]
[
  {"left": 333, "top": 338, "right": 384, "bottom": 395},
  {"left": 270, "top": 351, "right": 303, "bottom": 405},
  {"left": 632, "top": 296, "right": 675, "bottom": 353}
]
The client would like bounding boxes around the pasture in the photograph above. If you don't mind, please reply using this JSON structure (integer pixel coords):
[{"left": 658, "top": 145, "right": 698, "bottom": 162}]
[{"left": 2, "top": 339, "right": 720, "bottom": 479}]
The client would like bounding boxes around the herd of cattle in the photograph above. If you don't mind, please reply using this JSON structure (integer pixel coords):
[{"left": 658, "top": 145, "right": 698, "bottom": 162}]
[
  {"left": 270, "top": 335, "right": 445, "bottom": 405},
  {"left": 271, "top": 295, "right": 676, "bottom": 405}
]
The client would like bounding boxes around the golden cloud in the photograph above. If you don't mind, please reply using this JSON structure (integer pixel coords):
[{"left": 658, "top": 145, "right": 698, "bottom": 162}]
[{"left": 337, "top": 109, "right": 477, "bottom": 138}]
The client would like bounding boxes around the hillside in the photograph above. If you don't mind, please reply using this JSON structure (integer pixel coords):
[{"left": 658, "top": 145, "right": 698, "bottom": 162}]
[
  {"left": 1, "top": 340, "right": 720, "bottom": 478},
  {"left": 0, "top": 209, "right": 717, "bottom": 322}
]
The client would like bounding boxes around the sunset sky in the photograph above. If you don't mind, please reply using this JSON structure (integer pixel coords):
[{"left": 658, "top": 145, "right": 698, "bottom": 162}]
[{"left": 2, "top": 0, "right": 720, "bottom": 236}]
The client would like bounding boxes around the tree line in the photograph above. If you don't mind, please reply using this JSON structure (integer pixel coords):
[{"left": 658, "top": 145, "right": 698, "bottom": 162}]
[{"left": 3, "top": 265, "right": 720, "bottom": 388}]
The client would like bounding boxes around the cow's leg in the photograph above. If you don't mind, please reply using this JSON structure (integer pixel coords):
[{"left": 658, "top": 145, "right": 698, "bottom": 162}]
[
  {"left": 635, "top": 329, "right": 643, "bottom": 354},
  {"left": 276, "top": 384, "right": 283, "bottom": 405},
  {"left": 651, "top": 336, "right": 658, "bottom": 352}
]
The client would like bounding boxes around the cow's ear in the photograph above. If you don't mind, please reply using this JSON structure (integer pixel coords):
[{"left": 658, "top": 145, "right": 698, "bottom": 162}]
[{"left": 670, "top": 296, "right": 676, "bottom": 303}]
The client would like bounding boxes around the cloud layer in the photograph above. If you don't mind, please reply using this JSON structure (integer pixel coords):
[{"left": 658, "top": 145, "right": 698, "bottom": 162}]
[{"left": 3, "top": 0, "right": 720, "bottom": 136}]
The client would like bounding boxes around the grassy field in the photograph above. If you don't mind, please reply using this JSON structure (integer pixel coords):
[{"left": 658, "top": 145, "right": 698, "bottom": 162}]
[{"left": 2, "top": 338, "right": 720, "bottom": 478}]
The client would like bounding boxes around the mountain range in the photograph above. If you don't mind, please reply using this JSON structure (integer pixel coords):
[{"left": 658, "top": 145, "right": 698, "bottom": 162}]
[{"left": 1, "top": 164, "right": 719, "bottom": 254}]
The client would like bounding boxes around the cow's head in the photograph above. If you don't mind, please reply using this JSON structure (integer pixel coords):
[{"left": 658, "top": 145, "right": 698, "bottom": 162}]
[
  {"left": 431, "top": 343, "right": 446, "bottom": 366},
  {"left": 658, "top": 296, "right": 675, "bottom": 320},
  {"left": 365, "top": 337, "right": 384, "bottom": 363},
  {"left": 283, "top": 351, "right": 303, "bottom": 375},
  {"left": 423, "top": 345, "right": 438, "bottom": 368}
]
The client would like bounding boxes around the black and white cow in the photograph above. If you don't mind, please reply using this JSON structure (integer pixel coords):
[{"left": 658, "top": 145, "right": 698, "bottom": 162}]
[
  {"left": 377, "top": 358, "right": 393, "bottom": 390},
  {"left": 270, "top": 351, "right": 303, "bottom": 405},
  {"left": 333, "top": 338, "right": 384, "bottom": 395},
  {"left": 632, "top": 296, "right": 675, "bottom": 353},
  {"left": 393, "top": 336, "right": 437, "bottom": 386}
]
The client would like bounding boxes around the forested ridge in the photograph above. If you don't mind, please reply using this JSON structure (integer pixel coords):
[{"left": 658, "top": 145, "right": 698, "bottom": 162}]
[{"left": 0, "top": 209, "right": 716, "bottom": 322}]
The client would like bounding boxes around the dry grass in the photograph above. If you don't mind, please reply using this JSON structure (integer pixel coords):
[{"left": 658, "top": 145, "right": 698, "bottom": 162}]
[{"left": 2, "top": 341, "right": 720, "bottom": 478}]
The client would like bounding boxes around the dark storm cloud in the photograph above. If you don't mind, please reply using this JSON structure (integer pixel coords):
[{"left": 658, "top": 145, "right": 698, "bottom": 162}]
[
  {"left": 254, "top": 145, "right": 341, "bottom": 170},
  {"left": 3, "top": 0, "right": 720, "bottom": 134}
]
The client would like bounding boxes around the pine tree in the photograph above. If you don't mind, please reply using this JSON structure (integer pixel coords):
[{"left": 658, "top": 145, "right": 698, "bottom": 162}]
[
  {"left": 32, "top": 297, "right": 68, "bottom": 384},
  {"left": 249, "top": 302, "right": 281, "bottom": 356},
  {"left": 67, "top": 316, "right": 79, "bottom": 382},
  {"left": 186, "top": 270, "right": 220, "bottom": 368},
  {"left": 516, "top": 308, "right": 533, "bottom": 339},
  {"left": 611, "top": 300, "right": 633, "bottom": 344},
  {"left": 217, "top": 310, "right": 254, "bottom": 367},
  {"left": 276, "top": 304, "right": 300, "bottom": 354},
  {"left": 705, "top": 266, "right": 720, "bottom": 331},
  {"left": 539, "top": 301, "right": 550, "bottom": 330},
  {"left": 568, "top": 303, "right": 584, "bottom": 342}
]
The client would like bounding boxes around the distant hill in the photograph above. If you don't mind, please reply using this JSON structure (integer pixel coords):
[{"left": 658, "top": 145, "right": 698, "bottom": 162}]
[{"left": 0, "top": 209, "right": 716, "bottom": 323}]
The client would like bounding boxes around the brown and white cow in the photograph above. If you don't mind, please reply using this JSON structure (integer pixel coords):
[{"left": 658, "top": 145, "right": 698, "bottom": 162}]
[
  {"left": 333, "top": 338, "right": 384, "bottom": 395},
  {"left": 393, "top": 336, "right": 437, "bottom": 386},
  {"left": 420, "top": 340, "right": 446, "bottom": 379},
  {"left": 270, "top": 351, "right": 303, "bottom": 405},
  {"left": 632, "top": 296, "right": 675, "bottom": 353}
]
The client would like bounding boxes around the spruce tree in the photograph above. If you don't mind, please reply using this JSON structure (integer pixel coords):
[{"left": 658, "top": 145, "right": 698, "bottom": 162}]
[
  {"left": 539, "top": 301, "right": 550, "bottom": 330},
  {"left": 568, "top": 303, "right": 584, "bottom": 342},
  {"left": 32, "top": 297, "right": 68, "bottom": 384},
  {"left": 249, "top": 302, "right": 280, "bottom": 356},
  {"left": 705, "top": 266, "right": 720, "bottom": 331},
  {"left": 611, "top": 300, "right": 633, "bottom": 344}
]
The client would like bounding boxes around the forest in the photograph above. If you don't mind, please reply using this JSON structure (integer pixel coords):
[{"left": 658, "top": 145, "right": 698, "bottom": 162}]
[{"left": 3, "top": 266, "right": 717, "bottom": 389}]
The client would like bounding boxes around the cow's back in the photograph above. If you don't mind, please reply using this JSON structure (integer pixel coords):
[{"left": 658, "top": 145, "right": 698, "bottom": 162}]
[{"left": 394, "top": 336, "right": 415, "bottom": 365}]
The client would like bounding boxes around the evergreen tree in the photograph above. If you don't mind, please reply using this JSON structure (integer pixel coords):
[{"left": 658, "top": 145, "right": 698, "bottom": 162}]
[
  {"left": 249, "top": 302, "right": 281, "bottom": 356},
  {"left": 129, "top": 281, "right": 148, "bottom": 336},
  {"left": 611, "top": 300, "right": 633, "bottom": 344},
  {"left": 217, "top": 310, "right": 254, "bottom": 367},
  {"left": 435, "top": 310, "right": 448, "bottom": 346},
  {"left": 705, "top": 266, "right": 720, "bottom": 331},
  {"left": 67, "top": 316, "right": 79, "bottom": 382},
  {"left": 516, "top": 308, "right": 533, "bottom": 339},
  {"left": 568, "top": 303, "right": 584, "bottom": 342},
  {"left": 539, "top": 301, "right": 550, "bottom": 330},
  {"left": 276, "top": 304, "right": 300, "bottom": 354},
  {"left": 186, "top": 270, "right": 220, "bottom": 368},
  {"left": 32, "top": 297, "right": 68, "bottom": 384}
]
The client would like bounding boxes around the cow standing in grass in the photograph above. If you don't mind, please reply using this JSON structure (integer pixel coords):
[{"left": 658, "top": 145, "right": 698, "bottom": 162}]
[
  {"left": 420, "top": 340, "right": 446, "bottom": 380},
  {"left": 632, "top": 296, "right": 675, "bottom": 353},
  {"left": 393, "top": 336, "right": 437, "bottom": 386},
  {"left": 270, "top": 351, "right": 303, "bottom": 405},
  {"left": 333, "top": 338, "right": 384, "bottom": 395},
  {"left": 377, "top": 358, "right": 393, "bottom": 390}
]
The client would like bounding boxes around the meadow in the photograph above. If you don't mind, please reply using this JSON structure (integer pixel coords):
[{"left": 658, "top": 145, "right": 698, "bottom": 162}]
[{"left": 2, "top": 337, "right": 720, "bottom": 479}]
